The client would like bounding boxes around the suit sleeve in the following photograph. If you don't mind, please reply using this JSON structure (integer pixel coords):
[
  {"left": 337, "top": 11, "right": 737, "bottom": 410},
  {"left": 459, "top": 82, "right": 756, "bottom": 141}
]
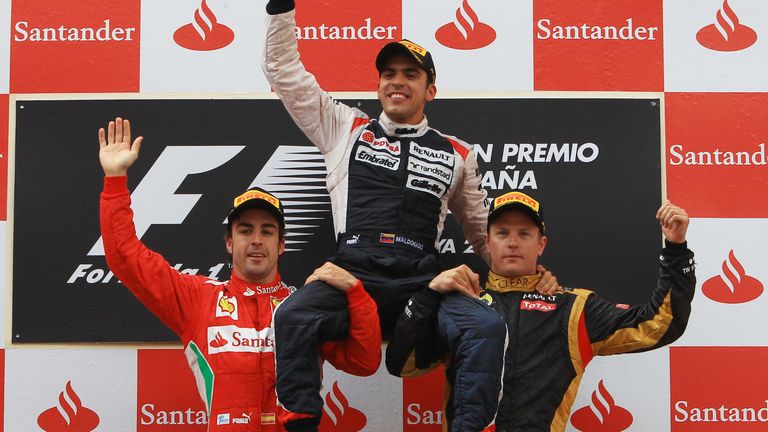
[
  {"left": 385, "top": 288, "right": 446, "bottom": 377},
  {"left": 447, "top": 144, "right": 489, "bottom": 264},
  {"left": 262, "top": 5, "right": 366, "bottom": 155},
  {"left": 100, "top": 176, "right": 205, "bottom": 338},
  {"left": 583, "top": 241, "right": 696, "bottom": 355},
  {"left": 320, "top": 280, "right": 382, "bottom": 376}
]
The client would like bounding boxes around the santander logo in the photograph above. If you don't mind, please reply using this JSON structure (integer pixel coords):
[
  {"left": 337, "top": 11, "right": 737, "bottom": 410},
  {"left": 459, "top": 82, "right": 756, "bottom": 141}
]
[
  {"left": 696, "top": 0, "right": 757, "bottom": 51},
  {"left": 174, "top": 0, "right": 234, "bottom": 51},
  {"left": 319, "top": 381, "right": 367, "bottom": 432},
  {"left": 210, "top": 331, "right": 229, "bottom": 348},
  {"left": 37, "top": 381, "right": 100, "bottom": 432},
  {"left": 702, "top": 249, "right": 763, "bottom": 303},
  {"left": 571, "top": 380, "right": 632, "bottom": 432},
  {"left": 435, "top": 0, "right": 496, "bottom": 50}
]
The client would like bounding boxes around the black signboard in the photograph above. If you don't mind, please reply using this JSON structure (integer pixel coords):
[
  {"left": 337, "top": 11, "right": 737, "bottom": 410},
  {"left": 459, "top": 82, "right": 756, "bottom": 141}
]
[{"left": 12, "top": 97, "right": 660, "bottom": 342}]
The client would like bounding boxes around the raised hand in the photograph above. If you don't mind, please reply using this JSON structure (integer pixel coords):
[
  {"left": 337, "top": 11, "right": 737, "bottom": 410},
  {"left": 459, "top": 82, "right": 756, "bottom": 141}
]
[
  {"left": 98, "top": 117, "right": 143, "bottom": 176},
  {"left": 656, "top": 200, "right": 689, "bottom": 244}
]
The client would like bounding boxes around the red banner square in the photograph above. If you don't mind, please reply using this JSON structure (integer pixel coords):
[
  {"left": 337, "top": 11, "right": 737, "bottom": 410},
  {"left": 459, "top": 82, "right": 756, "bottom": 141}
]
[
  {"left": 666, "top": 93, "right": 768, "bottom": 217},
  {"left": 294, "top": 0, "right": 401, "bottom": 91},
  {"left": 534, "top": 0, "right": 663, "bottom": 91},
  {"left": 10, "top": 0, "right": 140, "bottom": 93}
]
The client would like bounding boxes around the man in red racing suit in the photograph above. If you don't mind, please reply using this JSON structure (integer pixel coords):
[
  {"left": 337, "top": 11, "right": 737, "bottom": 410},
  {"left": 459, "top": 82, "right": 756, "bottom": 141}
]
[{"left": 99, "top": 117, "right": 380, "bottom": 431}]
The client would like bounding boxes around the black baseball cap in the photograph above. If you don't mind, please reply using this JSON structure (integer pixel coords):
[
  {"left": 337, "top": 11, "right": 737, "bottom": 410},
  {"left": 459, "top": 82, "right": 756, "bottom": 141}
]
[
  {"left": 375, "top": 39, "right": 436, "bottom": 84},
  {"left": 227, "top": 187, "right": 285, "bottom": 231},
  {"left": 487, "top": 191, "right": 545, "bottom": 234}
]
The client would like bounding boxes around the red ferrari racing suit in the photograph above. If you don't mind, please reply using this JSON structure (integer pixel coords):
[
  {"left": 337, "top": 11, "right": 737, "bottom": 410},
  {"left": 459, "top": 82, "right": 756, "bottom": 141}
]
[{"left": 100, "top": 176, "right": 378, "bottom": 431}]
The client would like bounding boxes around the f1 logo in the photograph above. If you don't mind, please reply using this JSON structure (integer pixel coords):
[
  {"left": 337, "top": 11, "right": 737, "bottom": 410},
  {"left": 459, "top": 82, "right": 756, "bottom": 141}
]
[{"left": 88, "top": 146, "right": 245, "bottom": 256}]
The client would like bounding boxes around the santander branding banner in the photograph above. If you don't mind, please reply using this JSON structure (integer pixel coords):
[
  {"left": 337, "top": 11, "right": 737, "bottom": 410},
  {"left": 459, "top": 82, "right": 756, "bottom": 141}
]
[
  {"left": 671, "top": 347, "right": 768, "bottom": 431},
  {"left": 294, "top": 0, "right": 401, "bottom": 91},
  {"left": 674, "top": 218, "right": 768, "bottom": 346},
  {"left": 566, "top": 350, "right": 671, "bottom": 431},
  {"left": 10, "top": 0, "right": 140, "bottom": 92},
  {"left": 4, "top": 349, "right": 137, "bottom": 431},
  {"left": 666, "top": 93, "right": 768, "bottom": 217},
  {"left": 534, "top": 0, "right": 663, "bottom": 91},
  {"left": 402, "top": 0, "right": 532, "bottom": 91},
  {"left": 664, "top": 0, "right": 767, "bottom": 91},
  {"left": 140, "top": 0, "right": 270, "bottom": 92}
]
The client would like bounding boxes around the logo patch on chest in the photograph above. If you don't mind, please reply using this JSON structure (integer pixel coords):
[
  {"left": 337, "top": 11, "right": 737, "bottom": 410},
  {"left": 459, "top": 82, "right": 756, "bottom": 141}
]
[
  {"left": 410, "top": 142, "right": 454, "bottom": 165},
  {"left": 406, "top": 174, "right": 447, "bottom": 198},
  {"left": 355, "top": 145, "right": 399, "bottom": 170},
  {"left": 216, "top": 292, "right": 238, "bottom": 320},
  {"left": 520, "top": 300, "right": 557, "bottom": 312},
  {"left": 407, "top": 156, "right": 453, "bottom": 183}
]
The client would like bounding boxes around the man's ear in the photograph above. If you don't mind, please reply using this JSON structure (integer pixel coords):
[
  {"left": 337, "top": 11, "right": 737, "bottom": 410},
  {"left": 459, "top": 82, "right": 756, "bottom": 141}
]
[
  {"left": 278, "top": 238, "right": 286, "bottom": 256},
  {"left": 226, "top": 236, "right": 233, "bottom": 255},
  {"left": 538, "top": 235, "right": 548, "bottom": 257},
  {"left": 426, "top": 83, "right": 437, "bottom": 102}
]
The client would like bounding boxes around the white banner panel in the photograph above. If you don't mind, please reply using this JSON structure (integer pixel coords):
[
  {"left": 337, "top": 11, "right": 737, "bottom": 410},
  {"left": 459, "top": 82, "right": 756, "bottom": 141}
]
[
  {"left": 140, "top": 0, "right": 270, "bottom": 92},
  {"left": 675, "top": 218, "right": 768, "bottom": 346},
  {"left": 402, "top": 0, "right": 532, "bottom": 91},
  {"left": 5, "top": 348, "right": 137, "bottom": 431},
  {"left": 664, "top": 0, "right": 768, "bottom": 91}
]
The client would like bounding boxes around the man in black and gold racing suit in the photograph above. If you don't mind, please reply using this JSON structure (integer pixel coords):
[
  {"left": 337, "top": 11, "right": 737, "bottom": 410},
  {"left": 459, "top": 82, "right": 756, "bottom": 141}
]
[{"left": 388, "top": 191, "right": 696, "bottom": 431}]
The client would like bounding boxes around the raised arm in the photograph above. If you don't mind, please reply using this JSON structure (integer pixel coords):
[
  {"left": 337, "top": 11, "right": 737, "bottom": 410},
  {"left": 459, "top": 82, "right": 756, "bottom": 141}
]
[
  {"left": 262, "top": 0, "right": 366, "bottom": 154},
  {"left": 99, "top": 118, "right": 204, "bottom": 337},
  {"left": 581, "top": 201, "right": 696, "bottom": 356}
]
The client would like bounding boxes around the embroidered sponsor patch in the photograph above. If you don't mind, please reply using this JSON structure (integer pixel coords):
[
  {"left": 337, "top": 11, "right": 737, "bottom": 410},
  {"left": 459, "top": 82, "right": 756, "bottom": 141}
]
[
  {"left": 355, "top": 145, "right": 399, "bottom": 170},
  {"left": 215, "top": 292, "right": 238, "bottom": 320},
  {"left": 379, "top": 233, "right": 395, "bottom": 244},
  {"left": 207, "top": 325, "right": 275, "bottom": 354},
  {"left": 520, "top": 300, "right": 557, "bottom": 312},
  {"left": 406, "top": 174, "right": 447, "bottom": 198},
  {"left": 410, "top": 142, "right": 454, "bottom": 165},
  {"left": 407, "top": 156, "right": 453, "bottom": 183},
  {"left": 217, "top": 413, "right": 231, "bottom": 425}
]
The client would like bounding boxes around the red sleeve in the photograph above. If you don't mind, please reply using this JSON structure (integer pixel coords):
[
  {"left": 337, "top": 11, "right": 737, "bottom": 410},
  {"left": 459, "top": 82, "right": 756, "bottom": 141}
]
[
  {"left": 320, "top": 280, "right": 382, "bottom": 376},
  {"left": 100, "top": 176, "right": 205, "bottom": 337}
]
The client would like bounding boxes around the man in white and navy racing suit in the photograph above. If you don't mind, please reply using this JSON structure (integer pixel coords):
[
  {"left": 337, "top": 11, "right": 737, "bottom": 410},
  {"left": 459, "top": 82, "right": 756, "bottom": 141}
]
[{"left": 261, "top": 1, "right": 519, "bottom": 430}]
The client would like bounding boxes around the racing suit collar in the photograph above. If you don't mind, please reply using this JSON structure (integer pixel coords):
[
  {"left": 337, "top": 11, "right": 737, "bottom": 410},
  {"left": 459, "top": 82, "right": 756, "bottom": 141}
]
[
  {"left": 379, "top": 112, "right": 429, "bottom": 137},
  {"left": 229, "top": 272, "right": 284, "bottom": 297},
  {"left": 485, "top": 271, "right": 542, "bottom": 293}
]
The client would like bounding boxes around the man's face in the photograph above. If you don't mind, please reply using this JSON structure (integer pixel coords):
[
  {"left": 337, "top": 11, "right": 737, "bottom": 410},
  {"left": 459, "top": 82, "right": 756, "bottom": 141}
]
[
  {"left": 486, "top": 210, "right": 547, "bottom": 277},
  {"left": 226, "top": 208, "right": 285, "bottom": 285},
  {"left": 377, "top": 53, "right": 437, "bottom": 125}
]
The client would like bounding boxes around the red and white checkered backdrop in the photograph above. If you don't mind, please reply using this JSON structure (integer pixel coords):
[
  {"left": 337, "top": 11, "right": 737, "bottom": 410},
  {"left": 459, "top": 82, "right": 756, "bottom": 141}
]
[{"left": 2, "top": 0, "right": 767, "bottom": 430}]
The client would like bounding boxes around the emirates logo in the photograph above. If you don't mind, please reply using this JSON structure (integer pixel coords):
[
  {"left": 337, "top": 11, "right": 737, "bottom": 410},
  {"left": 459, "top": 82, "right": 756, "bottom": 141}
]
[
  {"left": 37, "top": 381, "right": 100, "bottom": 432},
  {"left": 174, "top": 0, "right": 234, "bottom": 51},
  {"left": 210, "top": 331, "right": 229, "bottom": 348},
  {"left": 435, "top": 0, "right": 496, "bottom": 50},
  {"left": 696, "top": 0, "right": 757, "bottom": 51},
  {"left": 570, "top": 380, "right": 633, "bottom": 432},
  {"left": 702, "top": 250, "right": 763, "bottom": 304},
  {"left": 318, "top": 381, "right": 367, "bottom": 432}
]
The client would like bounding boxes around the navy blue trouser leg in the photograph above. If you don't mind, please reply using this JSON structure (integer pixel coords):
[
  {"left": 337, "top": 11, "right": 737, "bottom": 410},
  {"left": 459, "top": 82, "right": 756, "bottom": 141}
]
[
  {"left": 274, "top": 281, "right": 349, "bottom": 427},
  {"left": 438, "top": 293, "right": 508, "bottom": 432}
]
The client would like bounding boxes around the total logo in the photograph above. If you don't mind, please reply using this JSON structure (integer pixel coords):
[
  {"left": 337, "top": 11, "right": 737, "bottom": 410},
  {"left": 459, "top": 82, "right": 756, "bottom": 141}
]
[
  {"left": 435, "top": 0, "right": 496, "bottom": 50},
  {"left": 319, "top": 381, "right": 367, "bottom": 432},
  {"left": 37, "top": 381, "right": 100, "bottom": 432},
  {"left": 696, "top": 0, "right": 757, "bottom": 52},
  {"left": 174, "top": 0, "right": 234, "bottom": 51},
  {"left": 702, "top": 249, "right": 764, "bottom": 304},
  {"left": 570, "top": 380, "right": 633, "bottom": 432}
]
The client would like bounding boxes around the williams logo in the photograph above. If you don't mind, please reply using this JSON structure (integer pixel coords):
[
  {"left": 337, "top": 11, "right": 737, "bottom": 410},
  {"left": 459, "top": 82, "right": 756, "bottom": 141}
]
[
  {"left": 570, "top": 380, "right": 633, "bottom": 432},
  {"left": 436, "top": 0, "right": 496, "bottom": 50},
  {"left": 37, "top": 381, "right": 100, "bottom": 432},
  {"left": 696, "top": 0, "right": 757, "bottom": 52},
  {"left": 702, "top": 249, "right": 763, "bottom": 304},
  {"left": 174, "top": 0, "right": 234, "bottom": 51}
]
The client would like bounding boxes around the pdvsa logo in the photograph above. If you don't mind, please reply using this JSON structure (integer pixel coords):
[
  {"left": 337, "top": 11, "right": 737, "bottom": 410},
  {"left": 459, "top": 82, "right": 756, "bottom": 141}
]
[
  {"left": 38, "top": 381, "right": 100, "bottom": 432},
  {"left": 696, "top": 0, "right": 757, "bottom": 52},
  {"left": 702, "top": 249, "right": 763, "bottom": 303},
  {"left": 570, "top": 380, "right": 632, "bottom": 432},
  {"left": 174, "top": 0, "right": 234, "bottom": 51},
  {"left": 435, "top": 0, "right": 496, "bottom": 50},
  {"left": 319, "top": 381, "right": 367, "bottom": 432}
]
